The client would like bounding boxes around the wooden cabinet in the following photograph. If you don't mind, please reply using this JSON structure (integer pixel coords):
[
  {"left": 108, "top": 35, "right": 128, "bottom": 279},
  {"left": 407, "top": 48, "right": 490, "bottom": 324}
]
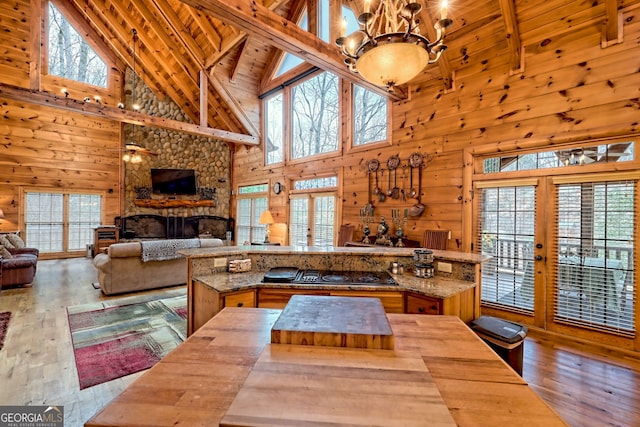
[
  {"left": 93, "top": 226, "right": 119, "bottom": 256},
  {"left": 257, "top": 288, "right": 404, "bottom": 313},
  {"left": 188, "top": 282, "right": 257, "bottom": 335},
  {"left": 224, "top": 290, "right": 256, "bottom": 308},
  {"left": 406, "top": 289, "right": 476, "bottom": 322},
  {"left": 329, "top": 290, "right": 404, "bottom": 313},
  {"left": 258, "top": 289, "right": 330, "bottom": 309},
  {"left": 406, "top": 294, "right": 442, "bottom": 315}
]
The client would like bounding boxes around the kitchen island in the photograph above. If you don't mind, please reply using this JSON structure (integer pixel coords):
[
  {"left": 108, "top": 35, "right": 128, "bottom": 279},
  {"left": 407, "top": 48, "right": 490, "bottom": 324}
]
[
  {"left": 179, "top": 245, "right": 488, "bottom": 335},
  {"left": 85, "top": 307, "right": 568, "bottom": 426}
]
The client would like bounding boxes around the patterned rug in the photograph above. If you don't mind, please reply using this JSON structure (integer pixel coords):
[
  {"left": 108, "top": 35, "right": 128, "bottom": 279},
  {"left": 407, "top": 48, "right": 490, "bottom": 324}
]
[
  {"left": 67, "top": 288, "right": 187, "bottom": 389},
  {"left": 0, "top": 312, "right": 11, "bottom": 351}
]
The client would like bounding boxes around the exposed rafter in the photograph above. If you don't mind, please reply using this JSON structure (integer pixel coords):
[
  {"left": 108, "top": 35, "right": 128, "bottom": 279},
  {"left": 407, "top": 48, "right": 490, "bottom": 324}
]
[
  {"left": 178, "top": 0, "right": 407, "bottom": 101},
  {"left": 498, "top": 0, "right": 523, "bottom": 73},
  {"left": 0, "top": 83, "right": 259, "bottom": 146}
]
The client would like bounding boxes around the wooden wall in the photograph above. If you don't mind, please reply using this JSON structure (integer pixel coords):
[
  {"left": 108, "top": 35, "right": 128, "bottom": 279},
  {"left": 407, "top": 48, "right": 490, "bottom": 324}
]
[
  {"left": 232, "top": 2, "right": 640, "bottom": 249},
  {"left": 0, "top": 0, "right": 122, "bottom": 242}
]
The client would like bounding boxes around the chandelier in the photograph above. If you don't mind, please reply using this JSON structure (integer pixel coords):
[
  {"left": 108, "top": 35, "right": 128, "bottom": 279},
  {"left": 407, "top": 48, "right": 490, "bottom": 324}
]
[{"left": 336, "top": 0, "right": 453, "bottom": 91}]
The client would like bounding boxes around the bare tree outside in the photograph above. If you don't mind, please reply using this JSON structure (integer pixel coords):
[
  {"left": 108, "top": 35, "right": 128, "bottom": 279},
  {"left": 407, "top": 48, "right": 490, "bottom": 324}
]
[
  {"left": 48, "top": 3, "right": 108, "bottom": 88},
  {"left": 291, "top": 72, "right": 339, "bottom": 159},
  {"left": 353, "top": 84, "right": 388, "bottom": 145}
]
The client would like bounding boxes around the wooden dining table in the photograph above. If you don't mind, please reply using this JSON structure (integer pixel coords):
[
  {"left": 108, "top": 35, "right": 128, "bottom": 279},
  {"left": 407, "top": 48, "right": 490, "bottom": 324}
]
[{"left": 86, "top": 307, "right": 568, "bottom": 426}]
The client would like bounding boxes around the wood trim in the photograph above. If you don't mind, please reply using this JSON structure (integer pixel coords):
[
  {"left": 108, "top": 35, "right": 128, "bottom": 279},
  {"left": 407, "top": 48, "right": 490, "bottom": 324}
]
[
  {"left": 551, "top": 171, "right": 640, "bottom": 184},
  {"left": 474, "top": 178, "right": 540, "bottom": 188},
  {"left": 498, "top": 0, "right": 523, "bottom": 73},
  {"left": 0, "top": 82, "right": 259, "bottom": 145},
  {"left": 30, "top": 0, "right": 42, "bottom": 90}
]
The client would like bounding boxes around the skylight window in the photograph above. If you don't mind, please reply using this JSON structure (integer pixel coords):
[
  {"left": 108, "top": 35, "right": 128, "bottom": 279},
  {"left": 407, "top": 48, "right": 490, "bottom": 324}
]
[{"left": 48, "top": 3, "right": 108, "bottom": 87}]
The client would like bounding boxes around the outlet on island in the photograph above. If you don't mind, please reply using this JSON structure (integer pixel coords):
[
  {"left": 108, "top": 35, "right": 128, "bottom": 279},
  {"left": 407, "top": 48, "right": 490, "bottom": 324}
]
[
  {"left": 214, "top": 257, "right": 228, "bottom": 268},
  {"left": 437, "top": 262, "right": 452, "bottom": 273}
]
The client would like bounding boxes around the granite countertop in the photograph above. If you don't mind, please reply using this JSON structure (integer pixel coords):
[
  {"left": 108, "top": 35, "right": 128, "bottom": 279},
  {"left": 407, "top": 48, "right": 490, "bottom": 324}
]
[
  {"left": 193, "top": 270, "right": 475, "bottom": 300},
  {"left": 179, "top": 244, "right": 489, "bottom": 264}
]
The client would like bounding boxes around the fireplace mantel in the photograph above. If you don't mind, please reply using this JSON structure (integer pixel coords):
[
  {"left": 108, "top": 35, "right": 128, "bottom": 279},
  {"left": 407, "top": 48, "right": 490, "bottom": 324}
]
[{"left": 133, "top": 199, "right": 215, "bottom": 208}]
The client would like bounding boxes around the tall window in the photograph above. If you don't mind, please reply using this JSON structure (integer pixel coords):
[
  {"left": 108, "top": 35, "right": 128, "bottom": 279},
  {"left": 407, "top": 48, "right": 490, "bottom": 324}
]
[
  {"left": 48, "top": 2, "right": 108, "bottom": 87},
  {"left": 265, "top": 93, "right": 284, "bottom": 165},
  {"left": 291, "top": 72, "right": 339, "bottom": 159},
  {"left": 236, "top": 184, "right": 269, "bottom": 245},
  {"left": 353, "top": 84, "right": 388, "bottom": 146},
  {"left": 25, "top": 192, "right": 102, "bottom": 253}
]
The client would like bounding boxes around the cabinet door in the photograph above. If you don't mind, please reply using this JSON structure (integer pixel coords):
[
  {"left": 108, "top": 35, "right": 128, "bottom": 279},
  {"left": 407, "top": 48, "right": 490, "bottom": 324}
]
[
  {"left": 329, "top": 290, "right": 404, "bottom": 313},
  {"left": 258, "top": 289, "right": 330, "bottom": 309},
  {"left": 224, "top": 290, "right": 256, "bottom": 308},
  {"left": 406, "top": 294, "right": 442, "bottom": 315}
]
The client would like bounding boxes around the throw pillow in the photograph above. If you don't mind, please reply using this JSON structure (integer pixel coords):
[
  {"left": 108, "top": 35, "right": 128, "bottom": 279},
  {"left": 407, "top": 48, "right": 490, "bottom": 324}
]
[
  {"left": 0, "top": 244, "right": 13, "bottom": 259},
  {"left": 0, "top": 235, "right": 14, "bottom": 249},
  {"left": 5, "top": 233, "right": 25, "bottom": 249}
]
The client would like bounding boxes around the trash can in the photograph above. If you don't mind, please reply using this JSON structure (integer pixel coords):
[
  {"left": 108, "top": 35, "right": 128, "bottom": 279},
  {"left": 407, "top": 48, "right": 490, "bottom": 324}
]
[
  {"left": 470, "top": 316, "right": 527, "bottom": 375},
  {"left": 86, "top": 244, "right": 94, "bottom": 258}
]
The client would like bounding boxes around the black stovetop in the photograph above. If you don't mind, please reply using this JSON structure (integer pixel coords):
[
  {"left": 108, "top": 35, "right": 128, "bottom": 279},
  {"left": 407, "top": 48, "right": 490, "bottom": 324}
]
[{"left": 263, "top": 268, "right": 397, "bottom": 286}]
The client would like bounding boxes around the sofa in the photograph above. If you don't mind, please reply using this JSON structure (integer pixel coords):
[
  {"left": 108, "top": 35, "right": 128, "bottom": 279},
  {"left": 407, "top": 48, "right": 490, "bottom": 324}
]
[
  {"left": 0, "top": 233, "right": 39, "bottom": 290},
  {"left": 93, "top": 238, "right": 224, "bottom": 295}
]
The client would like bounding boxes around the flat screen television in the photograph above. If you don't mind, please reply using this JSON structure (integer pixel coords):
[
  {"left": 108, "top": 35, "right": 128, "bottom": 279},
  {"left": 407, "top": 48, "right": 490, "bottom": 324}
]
[{"left": 150, "top": 168, "right": 197, "bottom": 195}]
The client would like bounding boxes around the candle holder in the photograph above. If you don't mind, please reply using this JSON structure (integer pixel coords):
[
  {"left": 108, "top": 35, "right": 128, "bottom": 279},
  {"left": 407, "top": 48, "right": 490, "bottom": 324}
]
[
  {"left": 359, "top": 206, "right": 374, "bottom": 244},
  {"left": 391, "top": 209, "right": 408, "bottom": 247}
]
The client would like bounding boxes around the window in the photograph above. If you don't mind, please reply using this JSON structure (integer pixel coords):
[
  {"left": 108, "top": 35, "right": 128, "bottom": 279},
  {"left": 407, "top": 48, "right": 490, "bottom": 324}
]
[
  {"left": 25, "top": 191, "right": 102, "bottom": 253},
  {"left": 236, "top": 184, "right": 269, "bottom": 245},
  {"left": 48, "top": 2, "right": 108, "bottom": 87},
  {"left": 353, "top": 84, "right": 388, "bottom": 146},
  {"left": 554, "top": 180, "right": 635, "bottom": 334},
  {"left": 483, "top": 141, "right": 635, "bottom": 173},
  {"left": 265, "top": 93, "right": 284, "bottom": 165},
  {"left": 291, "top": 72, "right": 339, "bottom": 159},
  {"left": 478, "top": 185, "right": 535, "bottom": 313}
]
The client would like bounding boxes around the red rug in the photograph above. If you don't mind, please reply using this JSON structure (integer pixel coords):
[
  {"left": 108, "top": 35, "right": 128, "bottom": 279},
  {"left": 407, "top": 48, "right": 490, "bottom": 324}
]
[
  {"left": 67, "top": 289, "right": 186, "bottom": 389},
  {"left": 0, "top": 312, "right": 11, "bottom": 351}
]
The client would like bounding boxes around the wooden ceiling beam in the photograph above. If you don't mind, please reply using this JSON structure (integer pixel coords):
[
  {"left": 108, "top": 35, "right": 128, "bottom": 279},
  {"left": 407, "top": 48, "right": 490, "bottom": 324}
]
[
  {"left": 498, "top": 0, "right": 523, "bottom": 72},
  {"left": 150, "top": 0, "right": 206, "bottom": 65},
  {"left": 178, "top": 0, "right": 407, "bottom": 101},
  {"left": 209, "top": 72, "right": 259, "bottom": 136},
  {"left": 421, "top": 4, "right": 455, "bottom": 90},
  {"left": 0, "top": 83, "right": 259, "bottom": 145},
  {"left": 602, "top": 0, "right": 622, "bottom": 47},
  {"left": 228, "top": 36, "right": 248, "bottom": 83}
]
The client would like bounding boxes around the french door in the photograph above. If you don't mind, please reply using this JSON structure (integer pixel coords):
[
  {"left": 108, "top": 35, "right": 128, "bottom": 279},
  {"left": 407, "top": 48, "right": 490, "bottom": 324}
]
[
  {"left": 476, "top": 174, "right": 637, "bottom": 344},
  {"left": 289, "top": 192, "right": 336, "bottom": 246}
]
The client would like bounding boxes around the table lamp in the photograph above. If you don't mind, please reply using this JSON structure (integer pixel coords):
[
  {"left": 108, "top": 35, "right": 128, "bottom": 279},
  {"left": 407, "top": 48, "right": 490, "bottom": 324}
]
[{"left": 259, "top": 210, "right": 274, "bottom": 243}]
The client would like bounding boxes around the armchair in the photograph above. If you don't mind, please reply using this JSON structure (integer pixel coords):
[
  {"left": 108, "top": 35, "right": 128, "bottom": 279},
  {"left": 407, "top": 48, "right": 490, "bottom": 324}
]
[{"left": 0, "top": 235, "right": 39, "bottom": 289}]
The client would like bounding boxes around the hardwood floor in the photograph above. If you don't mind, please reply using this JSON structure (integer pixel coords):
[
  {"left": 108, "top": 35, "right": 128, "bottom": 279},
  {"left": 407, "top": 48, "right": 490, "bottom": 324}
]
[{"left": 0, "top": 257, "right": 639, "bottom": 427}]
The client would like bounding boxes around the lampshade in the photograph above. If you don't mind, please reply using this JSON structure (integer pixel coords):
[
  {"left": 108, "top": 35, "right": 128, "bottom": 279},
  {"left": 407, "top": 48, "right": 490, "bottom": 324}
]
[
  {"left": 356, "top": 39, "right": 430, "bottom": 87},
  {"left": 259, "top": 210, "right": 274, "bottom": 225}
]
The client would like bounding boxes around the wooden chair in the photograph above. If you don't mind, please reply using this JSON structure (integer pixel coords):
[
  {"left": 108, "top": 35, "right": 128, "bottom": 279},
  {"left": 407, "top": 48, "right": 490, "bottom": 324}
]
[
  {"left": 337, "top": 224, "right": 355, "bottom": 246},
  {"left": 422, "top": 230, "right": 449, "bottom": 250}
]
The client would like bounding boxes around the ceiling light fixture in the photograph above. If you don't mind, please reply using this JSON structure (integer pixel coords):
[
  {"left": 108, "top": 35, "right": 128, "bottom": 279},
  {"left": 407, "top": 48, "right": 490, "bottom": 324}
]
[
  {"left": 336, "top": 0, "right": 453, "bottom": 91},
  {"left": 123, "top": 28, "right": 156, "bottom": 163}
]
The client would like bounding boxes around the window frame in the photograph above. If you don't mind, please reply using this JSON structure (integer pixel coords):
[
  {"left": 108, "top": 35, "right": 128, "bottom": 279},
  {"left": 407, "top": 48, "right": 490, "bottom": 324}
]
[
  {"left": 20, "top": 187, "right": 104, "bottom": 257},
  {"left": 235, "top": 183, "right": 270, "bottom": 245},
  {"left": 44, "top": 0, "right": 112, "bottom": 89}
]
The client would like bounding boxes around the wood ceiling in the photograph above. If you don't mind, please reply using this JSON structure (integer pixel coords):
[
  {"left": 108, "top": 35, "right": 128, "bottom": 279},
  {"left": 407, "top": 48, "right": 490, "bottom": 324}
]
[{"left": 60, "top": 0, "right": 635, "bottom": 145}]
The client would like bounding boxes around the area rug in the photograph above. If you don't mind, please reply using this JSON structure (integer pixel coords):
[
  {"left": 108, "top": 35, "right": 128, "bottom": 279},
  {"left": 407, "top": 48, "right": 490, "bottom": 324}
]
[
  {"left": 67, "top": 288, "right": 187, "bottom": 389},
  {"left": 0, "top": 312, "right": 11, "bottom": 351}
]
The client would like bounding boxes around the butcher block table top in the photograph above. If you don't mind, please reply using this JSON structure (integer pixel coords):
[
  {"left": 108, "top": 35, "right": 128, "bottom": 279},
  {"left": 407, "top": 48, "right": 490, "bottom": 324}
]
[
  {"left": 270, "top": 295, "right": 394, "bottom": 349},
  {"left": 86, "top": 308, "right": 568, "bottom": 427}
]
